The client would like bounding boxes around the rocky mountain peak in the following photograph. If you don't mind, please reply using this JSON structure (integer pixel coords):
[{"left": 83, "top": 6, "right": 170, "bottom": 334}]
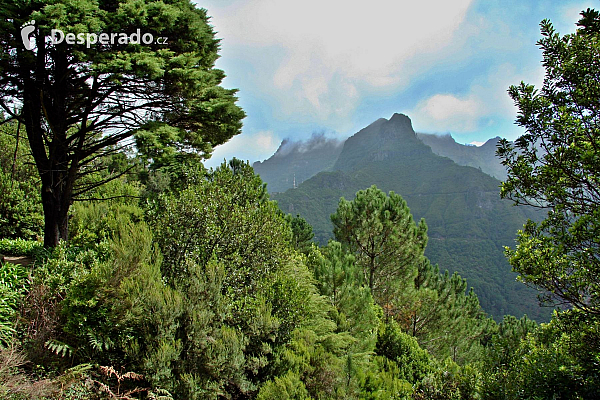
[{"left": 388, "top": 113, "right": 414, "bottom": 133}]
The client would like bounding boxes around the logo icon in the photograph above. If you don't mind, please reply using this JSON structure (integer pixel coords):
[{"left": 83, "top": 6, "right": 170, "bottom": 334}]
[{"left": 21, "top": 21, "right": 35, "bottom": 50}]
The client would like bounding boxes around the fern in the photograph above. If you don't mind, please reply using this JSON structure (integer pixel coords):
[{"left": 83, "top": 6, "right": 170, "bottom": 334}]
[
  {"left": 45, "top": 339, "right": 74, "bottom": 358},
  {"left": 87, "top": 331, "right": 113, "bottom": 352},
  {"left": 56, "top": 363, "right": 94, "bottom": 387},
  {"left": 148, "top": 388, "right": 174, "bottom": 400}
]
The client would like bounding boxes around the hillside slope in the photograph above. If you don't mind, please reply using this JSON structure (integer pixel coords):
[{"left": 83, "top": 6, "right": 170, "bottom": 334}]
[
  {"left": 253, "top": 134, "right": 343, "bottom": 193},
  {"left": 273, "top": 114, "right": 549, "bottom": 322},
  {"left": 417, "top": 133, "right": 507, "bottom": 181}
]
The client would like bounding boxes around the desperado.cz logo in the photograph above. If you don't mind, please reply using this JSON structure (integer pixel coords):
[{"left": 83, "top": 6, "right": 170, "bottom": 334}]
[
  {"left": 20, "top": 20, "right": 168, "bottom": 50},
  {"left": 21, "top": 21, "right": 36, "bottom": 50}
]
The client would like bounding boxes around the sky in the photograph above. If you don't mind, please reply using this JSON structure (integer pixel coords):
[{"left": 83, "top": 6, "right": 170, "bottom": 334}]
[{"left": 199, "top": 0, "right": 596, "bottom": 168}]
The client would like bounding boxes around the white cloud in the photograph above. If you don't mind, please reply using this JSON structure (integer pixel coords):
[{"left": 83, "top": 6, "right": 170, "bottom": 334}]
[
  {"left": 421, "top": 94, "right": 480, "bottom": 121},
  {"left": 469, "top": 140, "right": 485, "bottom": 146},
  {"left": 205, "top": 0, "right": 474, "bottom": 125},
  {"left": 411, "top": 60, "right": 546, "bottom": 134},
  {"left": 205, "top": 130, "right": 280, "bottom": 168},
  {"left": 557, "top": 2, "right": 595, "bottom": 33},
  {"left": 413, "top": 93, "right": 482, "bottom": 132}
]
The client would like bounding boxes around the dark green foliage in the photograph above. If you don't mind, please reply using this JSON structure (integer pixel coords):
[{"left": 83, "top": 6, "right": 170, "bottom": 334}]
[
  {"left": 69, "top": 178, "right": 144, "bottom": 250},
  {"left": 151, "top": 161, "right": 288, "bottom": 292},
  {"left": 480, "top": 315, "right": 537, "bottom": 398},
  {"left": 402, "top": 259, "right": 491, "bottom": 364},
  {"left": 0, "top": 261, "right": 29, "bottom": 346},
  {"left": 144, "top": 162, "right": 326, "bottom": 396},
  {"left": 498, "top": 8, "right": 600, "bottom": 316},
  {"left": 476, "top": 9, "right": 600, "bottom": 397},
  {"left": 0, "top": 121, "right": 43, "bottom": 240},
  {"left": 309, "top": 241, "right": 380, "bottom": 359},
  {"left": 375, "top": 321, "right": 483, "bottom": 399},
  {"left": 0, "top": 0, "right": 563, "bottom": 396},
  {"left": 482, "top": 311, "right": 600, "bottom": 399},
  {"left": 331, "top": 185, "right": 427, "bottom": 310},
  {"left": 375, "top": 321, "right": 432, "bottom": 384},
  {"left": 355, "top": 355, "right": 414, "bottom": 399},
  {"left": 256, "top": 371, "right": 309, "bottom": 400},
  {"left": 0, "top": 0, "right": 245, "bottom": 247},
  {"left": 0, "top": 238, "right": 43, "bottom": 257},
  {"left": 416, "top": 358, "right": 481, "bottom": 400},
  {"left": 288, "top": 214, "right": 315, "bottom": 254}
]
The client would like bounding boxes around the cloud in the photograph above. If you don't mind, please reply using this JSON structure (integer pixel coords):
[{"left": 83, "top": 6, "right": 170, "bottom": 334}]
[
  {"left": 206, "top": 0, "right": 475, "bottom": 126},
  {"left": 469, "top": 140, "right": 485, "bottom": 146},
  {"left": 413, "top": 93, "right": 482, "bottom": 132},
  {"left": 201, "top": 0, "right": 590, "bottom": 145},
  {"left": 206, "top": 130, "right": 280, "bottom": 168},
  {"left": 557, "top": 2, "right": 596, "bottom": 33},
  {"left": 410, "top": 60, "right": 546, "bottom": 134},
  {"left": 274, "top": 132, "right": 343, "bottom": 158}
]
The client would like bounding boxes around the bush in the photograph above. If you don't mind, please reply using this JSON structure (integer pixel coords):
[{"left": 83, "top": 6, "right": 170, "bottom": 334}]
[
  {"left": 0, "top": 121, "right": 43, "bottom": 240},
  {"left": 0, "top": 238, "right": 43, "bottom": 257},
  {"left": 257, "top": 371, "right": 310, "bottom": 400},
  {"left": 375, "top": 321, "right": 433, "bottom": 384},
  {"left": 0, "top": 262, "right": 30, "bottom": 346}
]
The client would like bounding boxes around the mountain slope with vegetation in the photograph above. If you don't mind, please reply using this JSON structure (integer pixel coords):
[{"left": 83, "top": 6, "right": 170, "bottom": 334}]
[
  {"left": 255, "top": 126, "right": 508, "bottom": 195},
  {"left": 253, "top": 134, "right": 344, "bottom": 193},
  {"left": 416, "top": 133, "right": 507, "bottom": 181},
  {"left": 1, "top": 2, "right": 599, "bottom": 399},
  {"left": 273, "top": 113, "right": 548, "bottom": 322}
]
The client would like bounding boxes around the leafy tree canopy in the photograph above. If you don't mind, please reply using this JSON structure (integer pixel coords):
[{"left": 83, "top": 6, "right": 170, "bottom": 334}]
[
  {"left": 498, "top": 8, "right": 600, "bottom": 315},
  {"left": 331, "top": 185, "right": 428, "bottom": 310},
  {"left": 0, "top": 0, "right": 245, "bottom": 247}
]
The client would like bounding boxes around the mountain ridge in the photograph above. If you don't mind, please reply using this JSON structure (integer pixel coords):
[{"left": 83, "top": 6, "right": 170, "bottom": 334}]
[{"left": 270, "top": 113, "right": 550, "bottom": 322}]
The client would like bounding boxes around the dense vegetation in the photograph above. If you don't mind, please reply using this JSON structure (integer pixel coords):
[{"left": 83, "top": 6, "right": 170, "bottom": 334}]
[
  {"left": 0, "top": 2, "right": 599, "bottom": 399},
  {"left": 0, "top": 0, "right": 245, "bottom": 247}
]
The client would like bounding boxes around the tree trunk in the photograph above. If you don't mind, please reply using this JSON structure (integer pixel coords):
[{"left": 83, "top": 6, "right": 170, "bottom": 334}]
[
  {"left": 369, "top": 261, "right": 375, "bottom": 295},
  {"left": 20, "top": 31, "right": 74, "bottom": 248},
  {"left": 41, "top": 183, "right": 70, "bottom": 248}
]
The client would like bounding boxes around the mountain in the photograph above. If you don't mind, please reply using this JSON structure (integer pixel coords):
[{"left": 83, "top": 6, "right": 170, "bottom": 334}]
[
  {"left": 416, "top": 133, "right": 507, "bottom": 181},
  {"left": 255, "top": 127, "right": 507, "bottom": 194},
  {"left": 271, "top": 113, "right": 550, "bottom": 322},
  {"left": 253, "top": 133, "right": 343, "bottom": 193}
]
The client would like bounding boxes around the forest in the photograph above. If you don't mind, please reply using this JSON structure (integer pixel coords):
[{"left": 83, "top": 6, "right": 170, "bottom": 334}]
[{"left": 0, "top": 0, "right": 599, "bottom": 399}]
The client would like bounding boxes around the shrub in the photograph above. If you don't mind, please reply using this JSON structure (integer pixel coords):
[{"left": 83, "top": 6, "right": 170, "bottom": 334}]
[
  {"left": 0, "top": 262, "right": 30, "bottom": 346},
  {"left": 0, "top": 238, "right": 43, "bottom": 257}
]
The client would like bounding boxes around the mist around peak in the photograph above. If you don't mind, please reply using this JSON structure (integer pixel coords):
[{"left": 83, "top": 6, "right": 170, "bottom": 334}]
[{"left": 272, "top": 132, "right": 343, "bottom": 159}]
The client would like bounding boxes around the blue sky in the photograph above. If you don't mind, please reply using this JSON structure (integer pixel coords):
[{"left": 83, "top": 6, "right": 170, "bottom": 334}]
[{"left": 199, "top": 0, "right": 595, "bottom": 168}]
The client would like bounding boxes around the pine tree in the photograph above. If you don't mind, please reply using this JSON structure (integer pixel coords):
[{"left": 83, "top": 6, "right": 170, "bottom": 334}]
[
  {"left": 331, "top": 185, "right": 427, "bottom": 311},
  {"left": 400, "top": 259, "right": 490, "bottom": 363},
  {"left": 0, "top": 0, "right": 245, "bottom": 246}
]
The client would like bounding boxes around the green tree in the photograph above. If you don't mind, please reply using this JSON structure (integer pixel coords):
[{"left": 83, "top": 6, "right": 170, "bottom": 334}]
[
  {"left": 0, "top": 0, "right": 245, "bottom": 247},
  {"left": 497, "top": 8, "right": 600, "bottom": 315},
  {"left": 288, "top": 214, "right": 315, "bottom": 254},
  {"left": 375, "top": 320, "right": 432, "bottom": 384},
  {"left": 331, "top": 185, "right": 428, "bottom": 309},
  {"left": 151, "top": 161, "right": 287, "bottom": 288},
  {"left": 0, "top": 119, "right": 43, "bottom": 239},
  {"left": 311, "top": 241, "right": 380, "bottom": 358},
  {"left": 402, "top": 259, "right": 490, "bottom": 364},
  {"left": 482, "top": 311, "right": 600, "bottom": 399},
  {"left": 150, "top": 162, "right": 327, "bottom": 395}
]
